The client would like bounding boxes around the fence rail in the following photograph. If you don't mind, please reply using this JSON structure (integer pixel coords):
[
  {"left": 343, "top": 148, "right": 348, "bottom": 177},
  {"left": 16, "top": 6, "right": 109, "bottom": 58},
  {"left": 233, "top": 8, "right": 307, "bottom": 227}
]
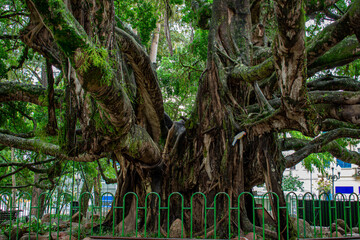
[{"left": 0, "top": 191, "right": 359, "bottom": 240}]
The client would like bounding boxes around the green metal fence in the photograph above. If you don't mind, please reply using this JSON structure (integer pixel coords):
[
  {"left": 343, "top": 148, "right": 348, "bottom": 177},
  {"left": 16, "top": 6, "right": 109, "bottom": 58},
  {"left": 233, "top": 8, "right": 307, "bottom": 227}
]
[{"left": 0, "top": 191, "right": 359, "bottom": 239}]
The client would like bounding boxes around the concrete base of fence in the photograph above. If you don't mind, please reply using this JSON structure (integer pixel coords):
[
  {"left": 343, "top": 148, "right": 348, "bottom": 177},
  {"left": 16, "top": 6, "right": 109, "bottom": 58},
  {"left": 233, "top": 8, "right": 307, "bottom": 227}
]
[
  {"left": 297, "top": 237, "right": 360, "bottom": 240},
  {"left": 90, "top": 237, "right": 233, "bottom": 240},
  {"left": 89, "top": 236, "right": 360, "bottom": 240}
]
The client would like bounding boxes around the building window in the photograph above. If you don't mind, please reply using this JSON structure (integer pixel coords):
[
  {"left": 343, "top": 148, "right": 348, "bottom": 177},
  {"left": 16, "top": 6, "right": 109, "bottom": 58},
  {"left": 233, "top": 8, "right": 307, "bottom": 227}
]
[
  {"left": 336, "top": 159, "right": 351, "bottom": 168},
  {"left": 336, "top": 186, "right": 354, "bottom": 194}
]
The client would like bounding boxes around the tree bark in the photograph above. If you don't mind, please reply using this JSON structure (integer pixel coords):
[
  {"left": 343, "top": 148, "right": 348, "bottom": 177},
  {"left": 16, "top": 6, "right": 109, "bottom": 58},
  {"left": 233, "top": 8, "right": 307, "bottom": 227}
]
[
  {"left": 46, "top": 59, "right": 58, "bottom": 135},
  {"left": 11, "top": 148, "right": 16, "bottom": 208},
  {"left": 164, "top": 8, "right": 173, "bottom": 56},
  {"left": 79, "top": 175, "right": 94, "bottom": 217},
  {"left": 149, "top": 22, "right": 161, "bottom": 63},
  {"left": 94, "top": 171, "right": 101, "bottom": 209},
  {"left": 274, "top": 0, "right": 307, "bottom": 132},
  {"left": 30, "top": 155, "right": 46, "bottom": 218}
]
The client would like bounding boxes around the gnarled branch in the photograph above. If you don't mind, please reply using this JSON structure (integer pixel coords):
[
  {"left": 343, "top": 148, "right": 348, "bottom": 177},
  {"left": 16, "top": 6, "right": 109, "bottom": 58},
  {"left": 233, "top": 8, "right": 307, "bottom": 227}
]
[
  {"left": 0, "top": 82, "right": 62, "bottom": 107},
  {"left": 116, "top": 27, "right": 165, "bottom": 142},
  {"left": 308, "top": 36, "right": 360, "bottom": 77},
  {"left": 284, "top": 128, "right": 360, "bottom": 167},
  {"left": 96, "top": 160, "right": 117, "bottom": 184},
  {"left": 281, "top": 137, "right": 360, "bottom": 168},
  {"left": 308, "top": 74, "right": 360, "bottom": 91},
  {"left": 230, "top": 6, "right": 360, "bottom": 87},
  {"left": 306, "top": 0, "right": 340, "bottom": 15},
  {"left": 307, "top": 0, "right": 360, "bottom": 65},
  {"left": 0, "top": 132, "right": 102, "bottom": 162}
]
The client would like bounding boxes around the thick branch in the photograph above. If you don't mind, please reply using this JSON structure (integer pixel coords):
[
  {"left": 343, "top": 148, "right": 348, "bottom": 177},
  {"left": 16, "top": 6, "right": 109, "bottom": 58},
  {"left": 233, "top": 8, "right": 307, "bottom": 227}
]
[
  {"left": 246, "top": 85, "right": 360, "bottom": 113},
  {"left": 0, "top": 133, "right": 101, "bottom": 162},
  {"left": 29, "top": 3, "right": 162, "bottom": 164},
  {"left": 284, "top": 128, "right": 360, "bottom": 167},
  {"left": 245, "top": 98, "right": 281, "bottom": 114},
  {"left": 281, "top": 137, "right": 360, "bottom": 167},
  {"left": 0, "top": 82, "right": 62, "bottom": 107},
  {"left": 321, "top": 118, "right": 360, "bottom": 131},
  {"left": 116, "top": 27, "right": 165, "bottom": 142},
  {"left": 231, "top": 34, "right": 360, "bottom": 86},
  {"left": 310, "top": 90, "right": 360, "bottom": 105},
  {"left": 116, "top": 125, "right": 161, "bottom": 165},
  {"left": 307, "top": 0, "right": 360, "bottom": 65},
  {"left": 315, "top": 103, "right": 360, "bottom": 125},
  {"left": 230, "top": 4, "right": 360, "bottom": 86},
  {"left": 31, "top": 0, "right": 135, "bottom": 135},
  {"left": 308, "top": 36, "right": 360, "bottom": 77},
  {"left": 0, "top": 129, "right": 34, "bottom": 138},
  {"left": 307, "top": 74, "right": 360, "bottom": 91},
  {"left": 26, "top": 165, "right": 51, "bottom": 174},
  {"left": 96, "top": 160, "right": 117, "bottom": 184},
  {"left": 306, "top": 0, "right": 340, "bottom": 15},
  {"left": 323, "top": 141, "right": 360, "bottom": 166},
  {"left": 280, "top": 137, "right": 309, "bottom": 152},
  {"left": 230, "top": 58, "right": 274, "bottom": 83}
]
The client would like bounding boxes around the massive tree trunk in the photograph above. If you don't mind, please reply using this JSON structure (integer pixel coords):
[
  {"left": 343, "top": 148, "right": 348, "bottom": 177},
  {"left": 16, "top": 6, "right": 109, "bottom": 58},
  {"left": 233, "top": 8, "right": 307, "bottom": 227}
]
[
  {"left": 103, "top": 0, "right": 290, "bottom": 238},
  {"left": 1, "top": 0, "right": 360, "bottom": 239},
  {"left": 160, "top": 1, "right": 289, "bottom": 237}
]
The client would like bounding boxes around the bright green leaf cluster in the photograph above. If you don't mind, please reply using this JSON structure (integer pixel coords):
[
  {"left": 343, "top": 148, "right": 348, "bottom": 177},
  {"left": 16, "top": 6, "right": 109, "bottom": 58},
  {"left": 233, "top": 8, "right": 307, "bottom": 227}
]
[
  {"left": 282, "top": 172, "right": 304, "bottom": 191},
  {"left": 115, "top": 0, "right": 158, "bottom": 46}
]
